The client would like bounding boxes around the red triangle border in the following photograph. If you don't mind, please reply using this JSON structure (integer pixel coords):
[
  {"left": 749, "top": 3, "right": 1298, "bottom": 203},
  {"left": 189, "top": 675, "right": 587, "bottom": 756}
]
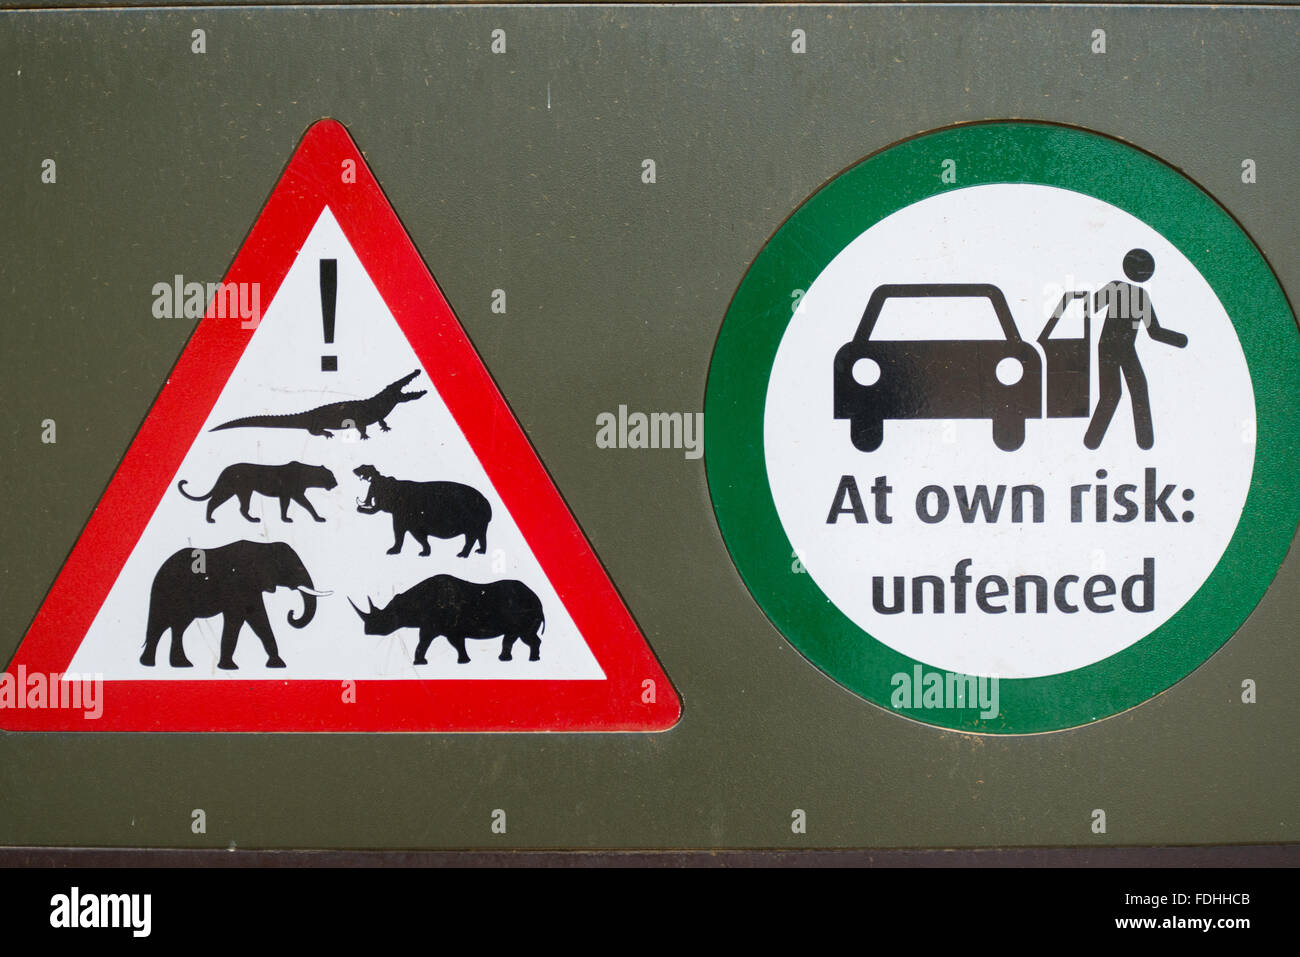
[{"left": 3, "top": 119, "right": 681, "bottom": 732}]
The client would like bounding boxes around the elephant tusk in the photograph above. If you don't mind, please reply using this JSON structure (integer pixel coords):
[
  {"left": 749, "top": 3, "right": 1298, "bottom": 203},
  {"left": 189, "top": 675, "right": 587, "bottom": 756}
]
[{"left": 298, "top": 586, "right": 333, "bottom": 598}]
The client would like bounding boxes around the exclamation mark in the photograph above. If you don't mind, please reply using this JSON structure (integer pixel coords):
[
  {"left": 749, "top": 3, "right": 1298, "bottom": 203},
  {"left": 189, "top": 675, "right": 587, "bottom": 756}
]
[{"left": 320, "top": 258, "right": 338, "bottom": 372}]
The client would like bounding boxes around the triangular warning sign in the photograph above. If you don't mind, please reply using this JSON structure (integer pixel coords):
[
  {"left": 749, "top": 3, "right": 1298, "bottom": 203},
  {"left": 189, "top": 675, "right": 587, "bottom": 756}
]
[{"left": 3, "top": 120, "right": 680, "bottom": 732}]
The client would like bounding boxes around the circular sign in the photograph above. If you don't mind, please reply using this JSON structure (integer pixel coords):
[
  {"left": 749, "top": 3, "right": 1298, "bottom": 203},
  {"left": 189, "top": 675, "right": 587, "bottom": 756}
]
[{"left": 706, "top": 121, "right": 1300, "bottom": 733}]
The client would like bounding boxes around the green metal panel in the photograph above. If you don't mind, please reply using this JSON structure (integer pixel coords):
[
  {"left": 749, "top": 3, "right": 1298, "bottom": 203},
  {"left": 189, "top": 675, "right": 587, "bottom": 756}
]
[{"left": 1, "top": 3, "right": 1296, "bottom": 849}]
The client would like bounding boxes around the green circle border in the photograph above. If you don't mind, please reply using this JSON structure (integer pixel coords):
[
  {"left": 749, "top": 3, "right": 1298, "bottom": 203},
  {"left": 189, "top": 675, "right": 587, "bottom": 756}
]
[{"left": 705, "top": 121, "right": 1300, "bottom": 734}]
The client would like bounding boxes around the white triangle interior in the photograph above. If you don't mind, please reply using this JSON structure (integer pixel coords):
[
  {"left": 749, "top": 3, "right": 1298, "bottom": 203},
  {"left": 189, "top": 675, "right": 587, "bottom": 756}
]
[{"left": 69, "top": 208, "right": 605, "bottom": 681}]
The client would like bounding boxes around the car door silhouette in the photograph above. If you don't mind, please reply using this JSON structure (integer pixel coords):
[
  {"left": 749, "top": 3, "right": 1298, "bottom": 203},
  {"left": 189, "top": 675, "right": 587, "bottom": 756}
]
[{"left": 1038, "top": 291, "right": 1092, "bottom": 419}]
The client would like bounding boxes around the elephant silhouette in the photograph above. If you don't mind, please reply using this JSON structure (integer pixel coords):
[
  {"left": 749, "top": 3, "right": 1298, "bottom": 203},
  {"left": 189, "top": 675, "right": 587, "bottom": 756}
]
[{"left": 141, "top": 540, "right": 329, "bottom": 670}]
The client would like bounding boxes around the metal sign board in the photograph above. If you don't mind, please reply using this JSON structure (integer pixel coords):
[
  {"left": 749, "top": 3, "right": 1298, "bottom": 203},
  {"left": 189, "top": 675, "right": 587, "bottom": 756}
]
[
  {"left": 707, "top": 121, "right": 1299, "bottom": 732},
  {"left": 0, "top": 2, "right": 1295, "bottom": 855},
  {"left": 2, "top": 119, "right": 680, "bottom": 732}
]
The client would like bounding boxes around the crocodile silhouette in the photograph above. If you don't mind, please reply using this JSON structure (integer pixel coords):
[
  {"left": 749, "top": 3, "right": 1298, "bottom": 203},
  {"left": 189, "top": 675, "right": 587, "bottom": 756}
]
[{"left": 210, "top": 369, "right": 427, "bottom": 440}]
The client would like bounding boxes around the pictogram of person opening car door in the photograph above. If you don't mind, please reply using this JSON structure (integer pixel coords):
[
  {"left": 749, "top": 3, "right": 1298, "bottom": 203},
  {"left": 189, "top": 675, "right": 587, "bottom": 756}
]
[
  {"left": 833, "top": 283, "right": 1044, "bottom": 451},
  {"left": 834, "top": 264, "right": 1187, "bottom": 453}
]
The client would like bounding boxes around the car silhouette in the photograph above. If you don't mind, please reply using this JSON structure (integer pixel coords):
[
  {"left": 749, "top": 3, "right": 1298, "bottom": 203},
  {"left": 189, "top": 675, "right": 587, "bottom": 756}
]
[{"left": 833, "top": 283, "right": 1043, "bottom": 451}]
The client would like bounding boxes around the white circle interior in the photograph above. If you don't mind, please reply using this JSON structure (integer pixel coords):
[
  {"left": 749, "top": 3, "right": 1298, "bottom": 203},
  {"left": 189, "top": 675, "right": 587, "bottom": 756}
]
[{"left": 764, "top": 183, "right": 1255, "bottom": 679}]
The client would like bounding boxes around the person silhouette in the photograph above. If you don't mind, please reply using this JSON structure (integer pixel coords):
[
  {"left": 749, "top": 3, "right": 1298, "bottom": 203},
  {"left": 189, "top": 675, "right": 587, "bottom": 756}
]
[{"left": 1083, "top": 249, "right": 1188, "bottom": 450}]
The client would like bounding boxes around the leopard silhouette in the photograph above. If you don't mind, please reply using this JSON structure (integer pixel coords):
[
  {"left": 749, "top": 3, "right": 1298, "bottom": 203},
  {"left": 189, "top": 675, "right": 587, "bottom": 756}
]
[{"left": 178, "top": 462, "right": 338, "bottom": 524}]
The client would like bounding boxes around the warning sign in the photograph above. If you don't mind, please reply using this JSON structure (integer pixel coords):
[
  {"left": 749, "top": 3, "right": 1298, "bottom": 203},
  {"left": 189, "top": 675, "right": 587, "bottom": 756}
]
[
  {"left": 3, "top": 119, "right": 680, "bottom": 732},
  {"left": 707, "top": 122, "right": 1300, "bottom": 733}
]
